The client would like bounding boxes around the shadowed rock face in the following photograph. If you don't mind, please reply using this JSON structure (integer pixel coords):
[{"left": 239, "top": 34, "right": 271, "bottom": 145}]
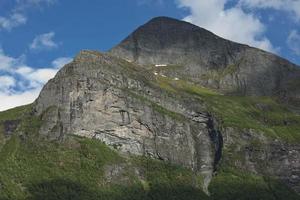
[
  {"left": 3, "top": 120, "right": 20, "bottom": 137},
  {"left": 34, "top": 17, "right": 300, "bottom": 194},
  {"left": 110, "top": 17, "right": 300, "bottom": 100},
  {"left": 110, "top": 17, "right": 243, "bottom": 67}
]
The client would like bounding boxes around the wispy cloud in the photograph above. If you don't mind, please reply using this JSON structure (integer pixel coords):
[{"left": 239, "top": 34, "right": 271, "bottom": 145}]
[
  {"left": 137, "top": 0, "right": 164, "bottom": 6},
  {"left": 0, "top": 13, "right": 27, "bottom": 31},
  {"left": 0, "top": 0, "right": 56, "bottom": 31},
  {"left": 0, "top": 48, "right": 72, "bottom": 111},
  {"left": 0, "top": 76, "right": 16, "bottom": 92},
  {"left": 239, "top": 0, "right": 300, "bottom": 22},
  {"left": 14, "top": 0, "right": 56, "bottom": 10},
  {"left": 30, "top": 32, "right": 58, "bottom": 50},
  {"left": 0, "top": 49, "right": 17, "bottom": 70},
  {"left": 287, "top": 30, "right": 300, "bottom": 55},
  {"left": 177, "top": 0, "right": 276, "bottom": 53}
]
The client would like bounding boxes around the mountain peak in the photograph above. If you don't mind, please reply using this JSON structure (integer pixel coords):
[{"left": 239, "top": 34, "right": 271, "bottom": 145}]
[
  {"left": 142, "top": 16, "right": 198, "bottom": 29},
  {"left": 132, "top": 16, "right": 212, "bottom": 39},
  {"left": 110, "top": 16, "right": 229, "bottom": 65},
  {"left": 109, "top": 16, "right": 300, "bottom": 98},
  {"left": 146, "top": 16, "right": 181, "bottom": 23},
  {"left": 1, "top": 9, "right": 300, "bottom": 200}
]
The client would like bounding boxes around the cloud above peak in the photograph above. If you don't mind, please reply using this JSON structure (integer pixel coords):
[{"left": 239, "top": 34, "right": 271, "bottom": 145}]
[
  {"left": 0, "top": 0, "right": 56, "bottom": 31},
  {"left": 287, "top": 30, "right": 300, "bottom": 56},
  {"left": 239, "top": 0, "right": 300, "bottom": 21},
  {"left": 0, "top": 13, "right": 27, "bottom": 31},
  {"left": 30, "top": 32, "right": 59, "bottom": 50},
  {"left": 177, "top": 0, "right": 276, "bottom": 53},
  {"left": 52, "top": 57, "right": 73, "bottom": 68},
  {"left": 15, "top": 0, "right": 56, "bottom": 9},
  {"left": 0, "top": 76, "right": 16, "bottom": 93}
]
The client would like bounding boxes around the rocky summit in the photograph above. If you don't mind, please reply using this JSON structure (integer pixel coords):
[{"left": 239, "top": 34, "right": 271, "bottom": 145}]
[
  {"left": 111, "top": 17, "right": 300, "bottom": 100},
  {"left": 1, "top": 17, "right": 300, "bottom": 200}
]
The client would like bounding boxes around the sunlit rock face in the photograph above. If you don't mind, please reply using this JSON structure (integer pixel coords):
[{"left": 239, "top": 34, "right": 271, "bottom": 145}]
[
  {"left": 34, "top": 17, "right": 300, "bottom": 193},
  {"left": 35, "top": 51, "right": 220, "bottom": 192}
]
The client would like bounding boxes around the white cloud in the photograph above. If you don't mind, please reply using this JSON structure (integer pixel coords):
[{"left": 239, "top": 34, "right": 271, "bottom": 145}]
[
  {"left": 239, "top": 0, "right": 300, "bottom": 21},
  {"left": 0, "top": 49, "right": 71, "bottom": 111},
  {"left": 52, "top": 57, "right": 72, "bottom": 68},
  {"left": 0, "top": 49, "right": 17, "bottom": 70},
  {"left": 0, "top": 76, "right": 16, "bottom": 92},
  {"left": 15, "top": 66, "right": 34, "bottom": 74},
  {"left": 177, "top": 0, "right": 276, "bottom": 52},
  {"left": 287, "top": 30, "right": 300, "bottom": 55},
  {"left": 0, "top": 0, "right": 55, "bottom": 31},
  {"left": 26, "top": 68, "right": 58, "bottom": 84},
  {"left": 0, "top": 13, "right": 27, "bottom": 31},
  {"left": 30, "top": 32, "right": 58, "bottom": 50},
  {"left": 0, "top": 88, "right": 41, "bottom": 112}
]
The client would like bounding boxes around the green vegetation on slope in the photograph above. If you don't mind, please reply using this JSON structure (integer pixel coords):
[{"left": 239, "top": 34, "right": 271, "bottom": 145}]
[
  {"left": 0, "top": 105, "right": 207, "bottom": 200},
  {"left": 0, "top": 105, "right": 32, "bottom": 122},
  {"left": 0, "top": 135, "right": 124, "bottom": 200},
  {"left": 209, "top": 169, "right": 299, "bottom": 200},
  {"left": 0, "top": 104, "right": 36, "bottom": 151},
  {"left": 156, "top": 76, "right": 300, "bottom": 143},
  {"left": 124, "top": 89, "right": 186, "bottom": 121},
  {"left": 0, "top": 105, "right": 298, "bottom": 200}
]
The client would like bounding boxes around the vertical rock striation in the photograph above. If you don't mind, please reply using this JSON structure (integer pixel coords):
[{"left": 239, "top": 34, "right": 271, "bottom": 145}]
[
  {"left": 110, "top": 17, "right": 300, "bottom": 102},
  {"left": 34, "top": 17, "right": 300, "bottom": 194}
]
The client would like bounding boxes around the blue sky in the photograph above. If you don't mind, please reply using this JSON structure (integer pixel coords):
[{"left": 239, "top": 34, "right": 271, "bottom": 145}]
[{"left": 0, "top": 0, "right": 300, "bottom": 111}]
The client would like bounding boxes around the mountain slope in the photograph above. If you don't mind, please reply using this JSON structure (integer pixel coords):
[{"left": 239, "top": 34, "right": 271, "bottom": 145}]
[
  {"left": 0, "top": 104, "right": 299, "bottom": 200},
  {"left": 34, "top": 49, "right": 300, "bottom": 194},
  {"left": 110, "top": 17, "right": 300, "bottom": 102},
  {"left": 0, "top": 17, "right": 300, "bottom": 199}
]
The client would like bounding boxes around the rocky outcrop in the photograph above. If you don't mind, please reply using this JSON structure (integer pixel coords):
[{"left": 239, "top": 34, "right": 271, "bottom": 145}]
[
  {"left": 222, "top": 128, "right": 300, "bottom": 193},
  {"left": 110, "top": 17, "right": 300, "bottom": 101},
  {"left": 3, "top": 120, "right": 20, "bottom": 137},
  {"left": 35, "top": 51, "right": 223, "bottom": 192},
  {"left": 34, "top": 50, "right": 300, "bottom": 193},
  {"left": 34, "top": 17, "right": 300, "bottom": 194}
]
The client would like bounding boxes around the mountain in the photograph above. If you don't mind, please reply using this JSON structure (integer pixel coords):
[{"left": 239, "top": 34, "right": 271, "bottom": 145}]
[
  {"left": 0, "top": 17, "right": 300, "bottom": 200},
  {"left": 111, "top": 17, "right": 300, "bottom": 102}
]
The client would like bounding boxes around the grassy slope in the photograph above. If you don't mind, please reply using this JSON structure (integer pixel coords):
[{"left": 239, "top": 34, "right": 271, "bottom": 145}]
[
  {"left": 0, "top": 105, "right": 299, "bottom": 200},
  {"left": 156, "top": 77, "right": 300, "bottom": 143},
  {"left": 0, "top": 57, "right": 299, "bottom": 199},
  {"left": 0, "top": 105, "right": 207, "bottom": 200}
]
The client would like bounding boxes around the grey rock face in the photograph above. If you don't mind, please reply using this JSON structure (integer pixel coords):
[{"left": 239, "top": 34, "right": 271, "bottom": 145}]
[
  {"left": 35, "top": 51, "right": 220, "bottom": 192},
  {"left": 110, "top": 17, "right": 300, "bottom": 101},
  {"left": 222, "top": 128, "right": 300, "bottom": 192},
  {"left": 34, "top": 50, "right": 300, "bottom": 193},
  {"left": 3, "top": 120, "right": 20, "bottom": 137},
  {"left": 34, "top": 17, "right": 300, "bottom": 194}
]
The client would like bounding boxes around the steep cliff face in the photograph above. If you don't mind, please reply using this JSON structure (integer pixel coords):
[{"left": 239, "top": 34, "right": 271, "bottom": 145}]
[
  {"left": 34, "top": 50, "right": 300, "bottom": 194},
  {"left": 110, "top": 17, "right": 300, "bottom": 101},
  {"left": 33, "top": 17, "right": 300, "bottom": 195},
  {"left": 222, "top": 128, "right": 300, "bottom": 192},
  {"left": 35, "top": 51, "right": 222, "bottom": 192}
]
